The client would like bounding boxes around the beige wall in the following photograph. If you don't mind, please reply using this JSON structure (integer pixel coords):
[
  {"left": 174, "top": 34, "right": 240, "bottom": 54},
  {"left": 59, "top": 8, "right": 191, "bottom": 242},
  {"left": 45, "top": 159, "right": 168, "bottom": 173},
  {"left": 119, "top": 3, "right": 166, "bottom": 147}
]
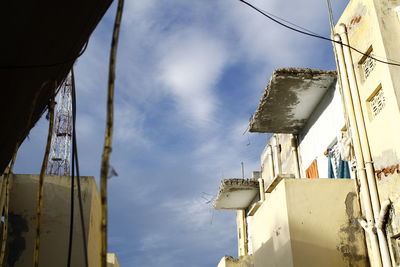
[
  {"left": 6, "top": 174, "right": 101, "bottom": 267},
  {"left": 217, "top": 256, "right": 253, "bottom": 267},
  {"left": 336, "top": 0, "right": 400, "bottom": 263},
  {"left": 236, "top": 210, "right": 248, "bottom": 257},
  {"left": 250, "top": 179, "right": 293, "bottom": 267},
  {"left": 261, "top": 134, "right": 298, "bottom": 185},
  {"left": 107, "top": 253, "right": 120, "bottom": 267},
  {"left": 250, "top": 179, "right": 368, "bottom": 267}
]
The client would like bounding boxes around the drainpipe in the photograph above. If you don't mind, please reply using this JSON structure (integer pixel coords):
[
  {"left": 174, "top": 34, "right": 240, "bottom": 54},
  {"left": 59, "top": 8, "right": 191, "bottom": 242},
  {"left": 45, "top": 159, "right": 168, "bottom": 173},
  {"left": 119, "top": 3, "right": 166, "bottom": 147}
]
[
  {"left": 338, "top": 24, "right": 392, "bottom": 267},
  {"left": 258, "top": 178, "right": 265, "bottom": 202},
  {"left": 253, "top": 171, "right": 265, "bottom": 202},
  {"left": 267, "top": 145, "right": 275, "bottom": 180},
  {"left": 272, "top": 135, "right": 282, "bottom": 177},
  {"left": 376, "top": 200, "right": 392, "bottom": 267},
  {"left": 291, "top": 134, "right": 301, "bottom": 178},
  {"left": 237, "top": 209, "right": 248, "bottom": 257},
  {"left": 376, "top": 200, "right": 391, "bottom": 231},
  {"left": 334, "top": 34, "right": 383, "bottom": 267}
]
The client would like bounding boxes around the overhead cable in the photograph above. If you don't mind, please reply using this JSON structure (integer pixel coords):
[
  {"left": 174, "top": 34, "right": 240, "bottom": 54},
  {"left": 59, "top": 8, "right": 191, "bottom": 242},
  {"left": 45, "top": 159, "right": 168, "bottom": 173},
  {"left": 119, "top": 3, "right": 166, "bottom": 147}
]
[
  {"left": 237, "top": 0, "right": 400, "bottom": 67},
  {"left": 67, "top": 68, "right": 89, "bottom": 267},
  {"left": 72, "top": 68, "right": 89, "bottom": 267}
]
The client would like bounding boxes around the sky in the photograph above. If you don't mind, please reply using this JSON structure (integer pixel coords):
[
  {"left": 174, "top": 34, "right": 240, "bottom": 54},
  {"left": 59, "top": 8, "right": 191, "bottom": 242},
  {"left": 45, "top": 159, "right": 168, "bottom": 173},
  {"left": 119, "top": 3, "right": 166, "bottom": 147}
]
[{"left": 14, "top": 0, "right": 348, "bottom": 266}]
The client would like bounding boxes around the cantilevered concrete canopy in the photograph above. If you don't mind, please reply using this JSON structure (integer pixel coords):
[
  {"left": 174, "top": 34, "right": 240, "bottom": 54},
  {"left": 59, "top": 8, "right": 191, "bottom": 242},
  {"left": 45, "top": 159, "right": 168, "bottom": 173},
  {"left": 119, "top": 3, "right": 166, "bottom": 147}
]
[
  {"left": 213, "top": 179, "right": 259, "bottom": 210},
  {"left": 249, "top": 68, "right": 337, "bottom": 134},
  {"left": 0, "top": 0, "right": 113, "bottom": 174}
]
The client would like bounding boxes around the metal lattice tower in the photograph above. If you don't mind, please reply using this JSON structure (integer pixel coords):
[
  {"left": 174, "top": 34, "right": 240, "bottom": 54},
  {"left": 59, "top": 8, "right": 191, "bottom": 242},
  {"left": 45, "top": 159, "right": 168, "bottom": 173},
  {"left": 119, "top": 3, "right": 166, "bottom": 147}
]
[{"left": 46, "top": 73, "right": 73, "bottom": 176}]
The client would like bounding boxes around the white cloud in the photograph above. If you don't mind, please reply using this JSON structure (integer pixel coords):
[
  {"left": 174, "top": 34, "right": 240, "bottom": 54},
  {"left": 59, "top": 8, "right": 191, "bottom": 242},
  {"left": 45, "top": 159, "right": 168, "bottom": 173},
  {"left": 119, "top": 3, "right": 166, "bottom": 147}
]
[
  {"left": 114, "top": 101, "right": 150, "bottom": 147},
  {"left": 158, "top": 28, "right": 229, "bottom": 127}
]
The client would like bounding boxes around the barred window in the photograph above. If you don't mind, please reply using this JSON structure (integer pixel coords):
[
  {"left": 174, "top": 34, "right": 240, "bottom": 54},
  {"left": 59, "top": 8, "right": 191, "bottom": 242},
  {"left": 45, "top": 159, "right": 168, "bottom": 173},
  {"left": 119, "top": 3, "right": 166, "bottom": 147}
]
[
  {"left": 362, "top": 54, "right": 376, "bottom": 79},
  {"left": 369, "top": 86, "right": 386, "bottom": 118}
]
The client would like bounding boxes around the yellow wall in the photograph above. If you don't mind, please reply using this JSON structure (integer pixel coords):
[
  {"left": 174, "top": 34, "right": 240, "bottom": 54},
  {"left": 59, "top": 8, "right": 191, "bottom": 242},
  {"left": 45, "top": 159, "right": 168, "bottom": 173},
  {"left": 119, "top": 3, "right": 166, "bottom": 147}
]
[
  {"left": 250, "top": 179, "right": 368, "bottom": 267},
  {"left": 107, "top": 253, "right": 120, "bottom": 267},
  {"left": 6, "top": 174, "right": 101, "bottom": 267},
  {"left": 250, "top": 179, "right": 293, "bottom": 267},
  {"left": 336, "top": 1, "right": 400, "bottom": 263}
]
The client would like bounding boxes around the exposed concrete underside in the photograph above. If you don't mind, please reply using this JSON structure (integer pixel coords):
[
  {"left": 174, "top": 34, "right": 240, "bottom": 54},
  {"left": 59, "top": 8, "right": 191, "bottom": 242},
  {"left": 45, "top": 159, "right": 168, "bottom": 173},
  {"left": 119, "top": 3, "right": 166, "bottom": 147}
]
[
  {"left": 0, "top": 0, "right": 113, "bottom": 174},
  {"left": 213, "top": 179, "right": 259, "bottom": 210},
  {"left": 249, "top": 68, "right": 337, "bottom": 134}
]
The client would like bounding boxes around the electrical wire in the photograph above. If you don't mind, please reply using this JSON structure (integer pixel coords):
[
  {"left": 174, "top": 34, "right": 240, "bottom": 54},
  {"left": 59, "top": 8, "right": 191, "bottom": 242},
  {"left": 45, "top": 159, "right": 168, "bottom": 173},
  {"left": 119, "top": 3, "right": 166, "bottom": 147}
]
[
  {"left": 0, "top": 41, "right": 89, "bottom": 70},
  {"left": 257, "top": 8, "right": 320, "bottom": 36},
  {"left": 67, "top": 71, "right": 76, "bottom": 267},
  {"left": 71, "top": 68, "right": 89, "bottom": 267},
  {"left": 33, "top": 84, "right": 57, "bottom": 267},
  {"left": 100, "top": 0, "right": 124, "bottom": 266},
  {"left": 237, "top": 0, "right": 400, "bottom": 67}
]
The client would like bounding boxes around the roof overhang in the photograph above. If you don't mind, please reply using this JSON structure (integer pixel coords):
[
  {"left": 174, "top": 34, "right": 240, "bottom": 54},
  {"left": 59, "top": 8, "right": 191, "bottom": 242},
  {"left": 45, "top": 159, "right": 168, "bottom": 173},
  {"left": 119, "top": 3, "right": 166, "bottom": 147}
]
[
  {"left": 0, "top": 0, "right": 113, "bottom": 174},
  {"left": 249, "top": 68, "right": 337, "bottom": 134},
  {"left": 213, "top": 179, "right": 259, "bottom": 210}
]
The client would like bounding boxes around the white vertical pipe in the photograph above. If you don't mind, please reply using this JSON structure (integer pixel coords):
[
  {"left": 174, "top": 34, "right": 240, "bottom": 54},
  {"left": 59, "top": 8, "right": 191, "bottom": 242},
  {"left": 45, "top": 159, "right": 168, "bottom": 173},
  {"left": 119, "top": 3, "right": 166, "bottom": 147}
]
[
  {"left": 338, "top": 24, "right": 392, "bottom": 267},
  {"left": 267, "top": 145, "right": 275, "bottom": 180},
  {"left": 291, "top": 134, "right": 301, "bottom": 178},
  {"left": 237, "top": 209, "right": 248, "bottom": 257},
  {"left": 272, "top": 135, "right": 282, "bottom": 177},
  {"left": 258, "top": 178, "right": 265, "bottom": 202},
  {"left": 334, "top": 34, "right": 383, "bottom": 267}
]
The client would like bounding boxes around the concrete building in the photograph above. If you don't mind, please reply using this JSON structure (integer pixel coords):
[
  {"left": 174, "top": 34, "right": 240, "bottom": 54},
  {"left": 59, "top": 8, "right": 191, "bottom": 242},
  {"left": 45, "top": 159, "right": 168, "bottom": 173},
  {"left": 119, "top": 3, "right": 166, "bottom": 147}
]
[
  {"left": 0, "top": 174, "right": 120, "bottom": 267},
  {"left": 0, "top": 2, "right": 120, "bottom": 266},
  {"left": 214, "top": 0, "right": 400, "bottom": 266}
]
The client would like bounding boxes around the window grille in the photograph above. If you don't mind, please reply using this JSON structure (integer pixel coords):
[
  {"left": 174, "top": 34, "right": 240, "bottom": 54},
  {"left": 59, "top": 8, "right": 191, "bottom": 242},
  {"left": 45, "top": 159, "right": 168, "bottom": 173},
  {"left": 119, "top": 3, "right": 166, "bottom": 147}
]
[
  {"left": 362, "top": 54, "right": 376, "bottom": 79},
  {"left": 369, "top": 87, "right": 386, "bottom": 118}
]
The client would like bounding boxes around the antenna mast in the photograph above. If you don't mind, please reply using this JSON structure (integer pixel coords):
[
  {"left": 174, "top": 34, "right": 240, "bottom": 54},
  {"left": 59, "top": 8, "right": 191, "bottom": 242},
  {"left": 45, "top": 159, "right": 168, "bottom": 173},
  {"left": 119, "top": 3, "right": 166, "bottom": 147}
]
[{"left": 46, "top": 73, "right": 73, "bottom": 176}]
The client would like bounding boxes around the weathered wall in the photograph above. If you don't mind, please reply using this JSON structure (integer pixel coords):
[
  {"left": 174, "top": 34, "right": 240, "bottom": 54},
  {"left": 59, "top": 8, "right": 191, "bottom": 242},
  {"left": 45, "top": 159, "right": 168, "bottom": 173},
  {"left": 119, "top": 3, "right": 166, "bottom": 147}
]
[
  {"left": 250, "top": 179, "right": 368, "bottom": 267},
  {"left": 285, "top": 179, "right": 368, "bottom": 267},
  {"left": 336, "top": 0, "right": 400, "bottom": 262},
  {"left": 6, "top": 174, "right": 101, "bottom": 267}
]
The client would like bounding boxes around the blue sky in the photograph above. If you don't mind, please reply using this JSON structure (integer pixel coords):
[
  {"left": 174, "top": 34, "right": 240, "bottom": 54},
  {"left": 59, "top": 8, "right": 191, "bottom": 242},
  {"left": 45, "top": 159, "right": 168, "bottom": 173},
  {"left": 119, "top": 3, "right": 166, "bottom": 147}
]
[{"left": 14, "top": 0, "right": 348, "bottom": 266}]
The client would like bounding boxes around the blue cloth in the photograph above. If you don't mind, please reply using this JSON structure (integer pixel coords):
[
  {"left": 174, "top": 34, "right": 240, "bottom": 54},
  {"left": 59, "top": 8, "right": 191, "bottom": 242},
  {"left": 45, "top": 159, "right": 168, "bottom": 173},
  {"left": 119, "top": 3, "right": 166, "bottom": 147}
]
[
  {"left": 338, "top": 157, "right": 351, "bottom": 179},
  {"left": 328, "top": 154, "right": 335, "bottom": 178}
]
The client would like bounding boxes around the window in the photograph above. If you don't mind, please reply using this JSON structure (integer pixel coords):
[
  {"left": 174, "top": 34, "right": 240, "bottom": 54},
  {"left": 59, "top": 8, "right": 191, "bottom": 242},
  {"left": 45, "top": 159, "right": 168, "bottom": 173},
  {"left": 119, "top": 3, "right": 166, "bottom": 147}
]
[
  {"left": 367, "top": 85, "right": 386, "bottom": 119},
  {"left": 359, "top": 46, "right": 376, "bottom": 81}
]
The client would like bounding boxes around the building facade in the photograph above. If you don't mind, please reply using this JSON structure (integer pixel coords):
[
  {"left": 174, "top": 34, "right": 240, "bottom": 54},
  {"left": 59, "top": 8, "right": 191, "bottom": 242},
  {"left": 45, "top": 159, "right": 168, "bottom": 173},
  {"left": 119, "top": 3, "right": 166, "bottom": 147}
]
[{"left": 214, "top": 0, "right": 400, "bottom": 266}]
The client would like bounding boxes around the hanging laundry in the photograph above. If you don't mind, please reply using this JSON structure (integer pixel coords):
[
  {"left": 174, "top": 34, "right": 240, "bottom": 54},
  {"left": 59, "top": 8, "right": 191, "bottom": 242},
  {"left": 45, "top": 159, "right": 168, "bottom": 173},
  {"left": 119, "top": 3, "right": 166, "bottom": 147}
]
[
  {"left": 339, "top": 133, "right": 352, "bottom": 162},
  {"left": 306, "top": 159, "right": 319, "bottom": 178},
  {"left": 337, "top": 156, "right": 351, "bottom": 179},
  {"left": 328, "top": 154, "right": 335, "bottom": 178}
]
